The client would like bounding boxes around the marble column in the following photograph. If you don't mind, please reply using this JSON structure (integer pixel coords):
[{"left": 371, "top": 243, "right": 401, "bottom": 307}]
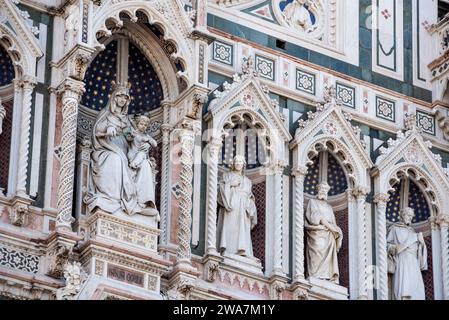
[
  {"left": 353, "top": 186, "right": 369, "bottom": 300},
  {"left": 205, "top": 135, "right": 222, "bottom": 255},
  {"left": 271, "top": 162, "right": 286, "bottom": 276},
  {"left": 176, "top": 119, "right": 201, "bottom": 265},
  {"left": 56, "top": 79, "right": 85, "bottom": 232},
  {"left": 16, "top": 76, "right": 37, "bottom": 198},
  {"left": 292, "top": 166, "right": 307, "bottom": 282},
  {"left": 159, "top": 102, "right": 172, "bottom": 245},
  {"left": 374, "top": 193, "right": 390, "bottom": 300},
  {"left": 438, "top": 214, "right": 449, "bottom": 300}
]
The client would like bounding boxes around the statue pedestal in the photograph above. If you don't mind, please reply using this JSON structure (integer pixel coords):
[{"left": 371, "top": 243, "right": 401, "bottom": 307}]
[
  {"left": 76, "top": 210, "right": 171, "bottom": 300},
  {"left": 222, "top": 253, "right": 263, "bottom": 276},
  {"left": 307, "top": 277, "right": 349, "bottom": 300}
]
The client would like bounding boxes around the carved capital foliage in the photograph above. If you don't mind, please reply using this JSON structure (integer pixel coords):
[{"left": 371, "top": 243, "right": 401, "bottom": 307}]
[
  {"left": 373, "top": 193, "right": 390, "bottom": 206},
  {"left": 438, "top": 214, "right": 449, "bottom": 228},
  {"left": 294, "top": 287, "right": 309, "bottom": 300},
  {"left": 291, "top": 166, "right": 308, "bottom": 178},
  {"left": 269, "top": 280, "right": 286, "bottom": 300},
  {"left": 352, "top": 186, "right": 369, "bottom": 200}
]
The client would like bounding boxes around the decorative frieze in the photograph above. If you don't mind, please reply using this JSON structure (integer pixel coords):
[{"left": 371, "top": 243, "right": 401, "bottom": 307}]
[
  {"left": 416, "top": 110, "right": 436, "bottom": 136},
  {"left": 88, "top": 211, "right": 159, "bottom": 252},
  {"left": 255, "top": 54, "right": 275, "bottom": 81},
  {"left": 0, "top": 246, "right": 39, "bottom": 274},
  {"left": 336, "top": 82, "right": 356, "bottom": 109}
]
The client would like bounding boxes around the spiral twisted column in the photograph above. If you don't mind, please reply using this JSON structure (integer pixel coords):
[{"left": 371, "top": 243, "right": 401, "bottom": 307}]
[
  {"left": 270, "top": 161, "right": 286, "bottom": 275},
  {"left": 176, "top": 119, "right": 200, "bottom": 264},
  {"left": 353, "top": 186, "right": 369, "bottom": 300},
  {"left": 56, "top": 79, "right": 85, "bottom": 232},
  {"left": 438, "top": 214, "right": 449, "bottom": 300},
  {"left": 292, "top": 166, "right": 307, "bottom": 282},
  {"left": 374, "top": 193, "right": 390, "bottom": 300},
  {"left": 159, "top": 102, "right": 172, "bottom": 245},
  {"left": 16, "top": 76, "right": 37, "bottom": 197},
  {"left": 206, "top": 136, "right": 222, "bottom": 255}
]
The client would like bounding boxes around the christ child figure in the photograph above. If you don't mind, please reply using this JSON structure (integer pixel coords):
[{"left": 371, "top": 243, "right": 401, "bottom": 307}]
[{"left": 126, "top": 115, "right": 157, "bottom": 170}]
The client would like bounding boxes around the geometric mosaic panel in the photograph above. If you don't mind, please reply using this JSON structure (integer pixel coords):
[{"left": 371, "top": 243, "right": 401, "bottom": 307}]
[
  {"left": 376, "top": 96, "right": 396, "bottom": 122},
  {"left": 0, "top": 246, "right": 39, "bottom": 274},
  {"left": 255, "top": 54, "right": 275, "bottom": 81},
  {"left": 212, "top": 41, "right": 233, "bottom": 66},
  {"left": 336, "top": 82, "right": 356, "bottom": 108},
  {"left": 296, "top": 69, "right": 316, "bottom": 95},
  {"left": 416, "top": 110, "right": 436, "bottom": 135}
]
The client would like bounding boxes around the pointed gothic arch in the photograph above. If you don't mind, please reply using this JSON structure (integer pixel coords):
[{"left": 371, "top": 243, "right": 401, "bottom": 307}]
[
  {"left": 290, "top": 91, "right": 373, "bottom": 300},
  {"left": 203, "top": 70, "right": 292, "bottom": 279},
  {"left": 373, "top": 120, "right": 449, "bottom": 300}
]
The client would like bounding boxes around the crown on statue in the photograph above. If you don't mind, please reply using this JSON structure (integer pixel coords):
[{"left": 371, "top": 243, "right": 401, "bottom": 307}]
[{"left": 111, "top": 80, "right": 132, "bottom": 97}]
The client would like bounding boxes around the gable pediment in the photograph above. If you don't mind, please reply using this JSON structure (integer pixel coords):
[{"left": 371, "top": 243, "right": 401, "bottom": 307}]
[
  {"left": 0, "top": 0, "right": 43, "bottom": 75},
  {"left": 207, "top": 73, "right": 291, "bottom": 142},
  {"left": 293, "top": 98, "right": 373, "bottom": 169}
]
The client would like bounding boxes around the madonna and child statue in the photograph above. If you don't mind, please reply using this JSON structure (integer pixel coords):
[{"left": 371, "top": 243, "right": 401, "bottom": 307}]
[{"left": 84, "top": 82, "right": 160, "bottom": 225}]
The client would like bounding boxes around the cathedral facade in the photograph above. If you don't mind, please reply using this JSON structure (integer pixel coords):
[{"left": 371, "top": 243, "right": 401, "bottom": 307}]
[{"left": 0, "top": 0, "right": 449, "bottom": 300}]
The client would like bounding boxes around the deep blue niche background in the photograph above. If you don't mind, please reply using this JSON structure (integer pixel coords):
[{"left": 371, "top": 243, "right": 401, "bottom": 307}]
[
  {"left": 304, "top": 153, "right": 348, "bottom": 196},
  {"left": 81, "top": 40, "right": 163, "bottom": 114},
  {"left": 0, "top": 45, "right": 14, "bottom": 86},
  {"left": 386, "top": 180, "right": 430, "bottom": 224}
]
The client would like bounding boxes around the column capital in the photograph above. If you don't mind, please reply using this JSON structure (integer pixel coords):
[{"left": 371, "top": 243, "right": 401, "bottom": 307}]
[
  {"left": 56, "top": 78, "right": 85, "bottom": 98},
  {"left": 291, "top": 166, "right": 308, "bottom": 178},
  {"left": 176, "top": 118, "right": 201, "bottom": 137},
  {"left": 373, "top": 193, "right": 390, "bottom": 205},
  {"left": 352, "top": 185, "right": 369, "bottom": 199},
  {"left": 437, "top": 214, "right": 449, "bottom": 228},
  {"left": 267, "top": 160, "right": 287, "bottom": 175},
  {"left": 19, "top": 75, "right": 38, "bottom": 88}
]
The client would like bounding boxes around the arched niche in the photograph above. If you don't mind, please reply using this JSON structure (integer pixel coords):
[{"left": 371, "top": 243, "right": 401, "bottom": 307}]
[
  {"left": 91, "top": 0, "right": 194, "bottom": 87},
  {"left": 72, "top": 25, "right": 175, "bottom": 237},
  {"left": 290, "top": 92, "right": 373, "bottom": 300},
  {"left": 203, "top": 71, "right": 291, "bottom": 278},
  {"left": 0, "top": 3, "right": 42, "bottom": 207},
  {"left": 373, "top": 122, "right": 449, "bottom": 300}
]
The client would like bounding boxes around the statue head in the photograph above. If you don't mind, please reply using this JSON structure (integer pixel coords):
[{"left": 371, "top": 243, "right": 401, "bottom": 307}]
[
  {"left": 231, "top": 155, "right": 246, "bottom": 174},
  {"left": 316, "top": 182, "right": 331, "bottom": 201},
  {"left": 135, "top": 115, "right": 151, "bottom": 133},
  {"left": 110, "top": 81, "right": 131, "bottom": 114},
  {"left": 400, "top": 207, "right": 415, "bottom": 226}
]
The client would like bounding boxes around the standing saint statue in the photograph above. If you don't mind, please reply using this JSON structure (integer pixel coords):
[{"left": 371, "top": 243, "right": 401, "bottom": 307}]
[
  {"left": 387, "top": 207, "right": 427, "bottom": 300},
  {"left": 84, "top": 82, "right": 159, "bottom": 219},
  {"left": 305, "top": 182, "right": 342, "bottom": 283},
  {"left": 217, "top": 155, "right": 257, "bottom": 257}
]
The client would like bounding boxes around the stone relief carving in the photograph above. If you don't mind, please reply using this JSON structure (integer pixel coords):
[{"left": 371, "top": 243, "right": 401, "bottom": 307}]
[
  {"left": 305, "top": 182, "right": 342, "bottom": 283},
  {"left": 84, "top": 82, "right": 160, "bottom": 222},
  {"left": 64, "top": 4, "right": 79, "bottom": 50},
  {"left": 56, "top": 262, "right": 88, "bottom": 300},
  {"left": 282, "top": 0, "right": 316, "bottom": 32},
  {"left": 217, "top": 155, "right": 257, "bottom": 258},
  {"left": 387, "top": 207, "right": 428, "bottom": 300}
]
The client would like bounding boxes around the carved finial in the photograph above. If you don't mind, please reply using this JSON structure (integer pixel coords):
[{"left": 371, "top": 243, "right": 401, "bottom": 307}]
[
  {"left": 404, "top": 112, "right": 421, "bottom": 133},
  {"left": 324, "top": 85, "right": 338, "bottom": 105},
  {"left": 56, "top": 262, "right": 88, "bottom": 300},
  {"left": 242, "top": 56, "right": 259, "bottom": 77}
]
